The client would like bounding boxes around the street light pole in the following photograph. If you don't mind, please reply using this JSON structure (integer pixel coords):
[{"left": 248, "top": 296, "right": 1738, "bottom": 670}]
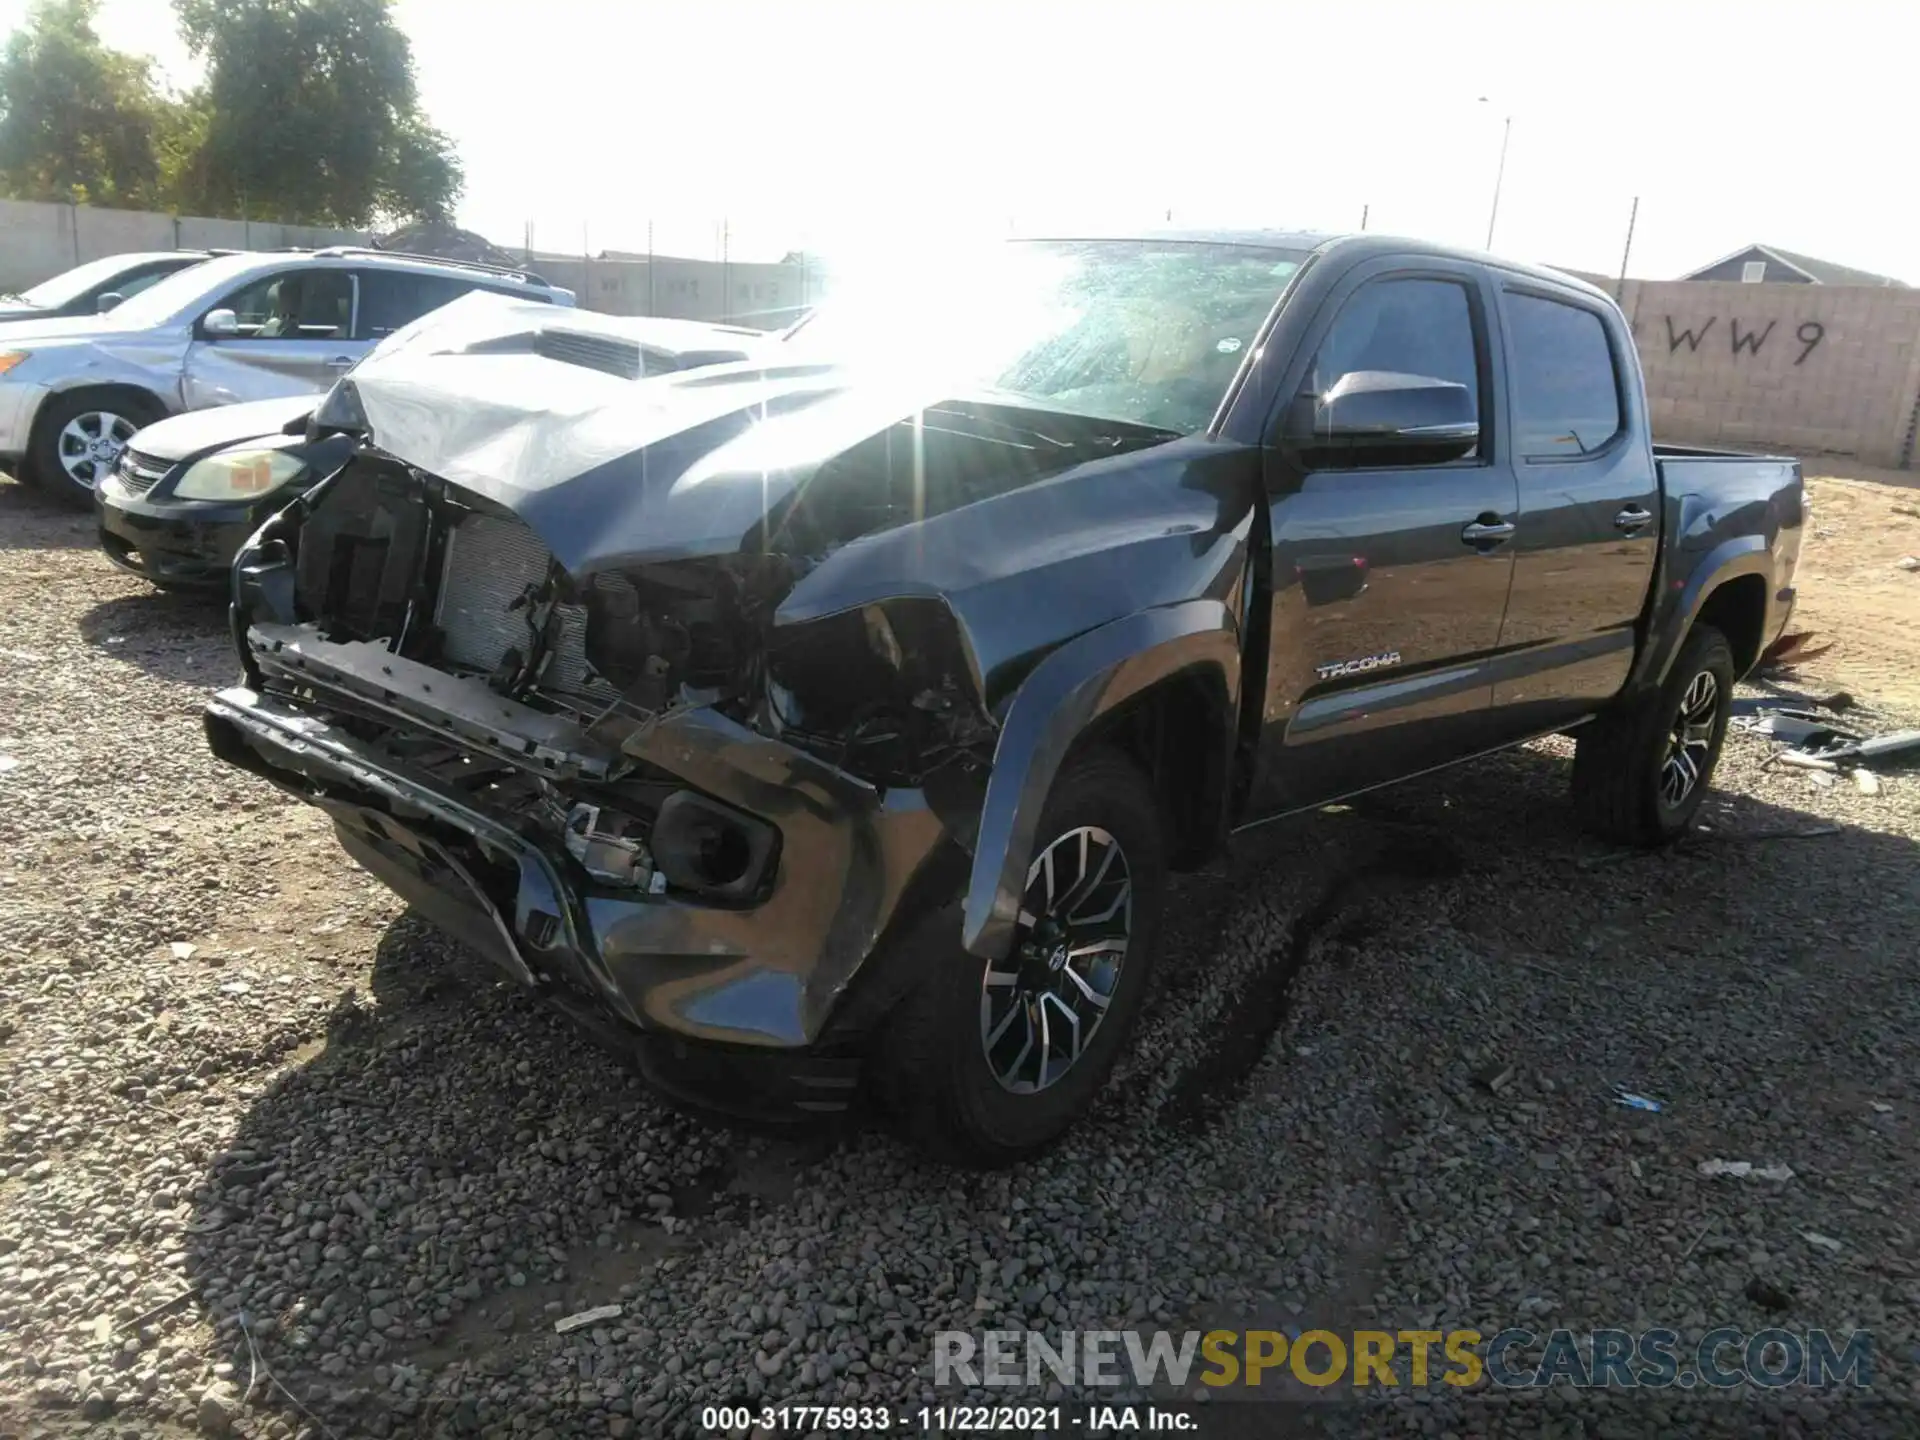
[{"left": 1485, "top": 112, "right": 1511, "bottom": 250}]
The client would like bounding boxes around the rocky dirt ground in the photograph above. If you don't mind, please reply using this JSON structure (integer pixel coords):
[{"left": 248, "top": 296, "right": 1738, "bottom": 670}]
[{"left": 2, "top": 466, "right": 1918, "bottom": 1440}]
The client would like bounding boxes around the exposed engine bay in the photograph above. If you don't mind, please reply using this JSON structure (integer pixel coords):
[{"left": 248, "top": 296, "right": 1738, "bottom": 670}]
[{"left": 236, "top": 396, "right": 1173, "bottom": 904}]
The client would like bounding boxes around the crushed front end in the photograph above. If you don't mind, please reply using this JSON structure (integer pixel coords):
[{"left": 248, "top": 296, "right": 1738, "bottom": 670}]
[{"left": 207, "top": 451, "right": 995, "bottom": 1120}]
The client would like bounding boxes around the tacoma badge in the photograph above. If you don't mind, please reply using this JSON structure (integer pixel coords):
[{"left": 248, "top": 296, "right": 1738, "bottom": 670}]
[{"left": 1315, "top": 650, "right": 1402, "bottom": 680}]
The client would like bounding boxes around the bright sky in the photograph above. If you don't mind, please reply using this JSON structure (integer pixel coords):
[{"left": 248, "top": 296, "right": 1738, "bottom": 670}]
[{"left": 6, "top": 0, "right": 1916, "bottom": 282}]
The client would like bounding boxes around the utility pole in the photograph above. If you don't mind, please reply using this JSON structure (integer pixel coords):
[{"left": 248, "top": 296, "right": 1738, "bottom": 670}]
[
  {"left": 1360, "top": 203, "right": 1369, "bottom": 231},
  {"left": 1615, "top": 196, "right": 1640, "bottom": 300},
  {"left": 646, "top": 219, "right": 654, "bottom": 317},
  {"left": 1485, "top": 112, "right": 1511, "bottom": 250}
]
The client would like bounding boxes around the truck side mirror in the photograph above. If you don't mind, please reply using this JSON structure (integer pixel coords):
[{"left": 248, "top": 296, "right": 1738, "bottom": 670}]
[
  {"left": 96, "top": 292, "right": 126, "bottom": 314},
  {"left": 202, "top": 308, "right": 241, "bottom": 339},
  {"left": 1281, "top": 370, "right": 1478, "bottom": 467}
]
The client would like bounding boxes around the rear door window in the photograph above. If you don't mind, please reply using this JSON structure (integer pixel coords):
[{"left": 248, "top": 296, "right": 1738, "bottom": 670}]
[
  {"left": 354, "top": 271, "right": 483, "bottom": 340},
  {"left": 1502, "top": 293, "right": 1623, "bottom": 459}
]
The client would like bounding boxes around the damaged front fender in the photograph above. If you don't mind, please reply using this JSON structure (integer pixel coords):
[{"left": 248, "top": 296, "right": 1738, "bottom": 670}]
[{"left": 960, "top": 599, "right": 1243, "bottom": 960}]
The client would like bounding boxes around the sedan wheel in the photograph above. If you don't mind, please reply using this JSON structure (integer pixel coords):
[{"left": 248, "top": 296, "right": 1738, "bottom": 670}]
[{"left": 56, "top": 410, "right": 138, "bottom": 492}]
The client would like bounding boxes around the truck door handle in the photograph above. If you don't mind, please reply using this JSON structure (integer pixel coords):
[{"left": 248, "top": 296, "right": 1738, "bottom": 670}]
[
  {"left": 1461, "top": 519, "right": 1515, "bottom": 547},
  {"left": 1614, "top": 506, "right": 1654, "bottom": 533},
  {"left": 325, "top": 356, "right": 355, "bottom": 370}
]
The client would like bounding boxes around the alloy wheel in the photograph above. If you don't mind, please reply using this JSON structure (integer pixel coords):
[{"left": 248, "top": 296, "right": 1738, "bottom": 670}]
[
  {"left": 979, "top": 825, "right": 1133, "bottom": 1094},
  {"left": 1660, "top": 668, "right": 1720, "bottom": 808},
  {"left": 56, "top": 410, "right": 137, "bottom": 492}
]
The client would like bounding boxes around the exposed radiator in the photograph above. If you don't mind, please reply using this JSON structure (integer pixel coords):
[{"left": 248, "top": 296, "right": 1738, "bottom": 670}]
[
  {"left": 432, "top": 512, "right": 623, "bottom": 706},
  {"left": 433, "top": 513, "right": 551, "bottom": 673}
]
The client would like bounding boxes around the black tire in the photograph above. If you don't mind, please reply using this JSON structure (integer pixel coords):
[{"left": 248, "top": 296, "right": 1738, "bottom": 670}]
[
  {"left": 26, "top": 389, "right": 162, "bottom": 508},
  {"left": 1572, "top": 625, "right": 1735, "bottom": 846},
  {"left": 873, "top": 748, "right": 1168, "bottom": 1167}
]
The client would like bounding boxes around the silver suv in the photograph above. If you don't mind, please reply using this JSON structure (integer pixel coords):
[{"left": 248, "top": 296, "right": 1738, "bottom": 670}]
[{"left": 0, "top": 247, "right": 575, "bottom": 505}]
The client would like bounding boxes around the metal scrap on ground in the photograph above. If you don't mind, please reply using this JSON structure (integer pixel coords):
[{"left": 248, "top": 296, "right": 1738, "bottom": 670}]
[
  {"left": 1699, "top": 1159, "right": 1796, "bottom": 1182},
  {"left": 553, "top": 1304, "right": 623, "bottom": 1335}
]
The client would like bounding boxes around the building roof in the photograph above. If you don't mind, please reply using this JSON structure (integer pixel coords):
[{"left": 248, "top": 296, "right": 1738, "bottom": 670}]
[{"left": 1683, "top": 243, "right": 1909, "bottom": 288}]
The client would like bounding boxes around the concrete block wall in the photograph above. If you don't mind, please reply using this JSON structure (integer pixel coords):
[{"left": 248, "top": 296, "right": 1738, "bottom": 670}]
[
  {"left": 1618, "top": 278, "right": 1920, "bottom": 467},
  {"left": 536, "top": 252, "right": 820, "bottom": 326},
  {"left": 0, "top": 197, "right": 364, "bottom": 294}
]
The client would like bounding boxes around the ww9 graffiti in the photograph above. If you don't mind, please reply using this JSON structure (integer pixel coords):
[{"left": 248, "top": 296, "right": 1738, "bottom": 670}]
[{"left": 1663, "top": 315, "right": 1826, "bottom": 364}]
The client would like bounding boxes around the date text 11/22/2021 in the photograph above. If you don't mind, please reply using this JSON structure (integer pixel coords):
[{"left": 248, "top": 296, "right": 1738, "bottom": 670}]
[{"left": 699, "top": 1403, "right": 1202, "bottom": 1432}]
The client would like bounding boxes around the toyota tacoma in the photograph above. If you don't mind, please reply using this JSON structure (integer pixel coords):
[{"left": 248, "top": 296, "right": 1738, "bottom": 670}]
[{"left": 203, "top": 231, "right": 1803, "bottom": 1164}]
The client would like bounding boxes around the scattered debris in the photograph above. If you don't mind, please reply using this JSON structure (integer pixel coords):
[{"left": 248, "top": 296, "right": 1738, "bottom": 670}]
[
  {"left": 1745, "top": 1277, "right": 1794, "bottom": 1313},
  {"left": 1777, "top": 750, "right": 1839, "bottom": 772},
  {"left": 1806, "top": 771, "right": 1838, "bottom": 790},
  {"left": 1855, "top": 769, "right": 1883, "bottom": 795},
  {"left": 1737, "top": 709, "right": 1862, "bottom": 748},
  {"left": 1871, "top": 1101, "right": 1894, "bottom": 1114},
  {"left": 169, "top": 941, "right": 198, "bottom": 961},
  {"left": 1473, "top": 1062, "right": 1516, "bottom": 1095},
  {"left": 1700, "top": 1159, "right": 1796, "bottom": 1182},
  {"left": 1760, "top": 630, "right": 1833, "bottom": 668},
  {"left": 1802, "top": 1231, "right": 1844, "bottom": 1254},
  {"left": 0, "top": 753, "right": 18, "bottom": 775},
  {"left": 1731, "top": 691, "right": 1853, "bottom": 717},
  {"left": 553, "top": 1304, "right": 623, "bottom": 1335},
  {"left": 1820, "top": 730, "right": 1920, "bottom": 764},
  {"left": 1897, "top": 556, "right": 1920, "bottom": 572},
  {"left": 1703, "top": 824, "right": 1841, "bottom": 843},
  {"left": 1612, "top": 1086, "right": 1664, "bottom": 1113}
]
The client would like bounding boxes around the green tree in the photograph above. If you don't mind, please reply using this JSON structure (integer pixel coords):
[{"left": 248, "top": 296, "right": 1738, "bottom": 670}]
[
  {"left": 0, "top": 0, "right": 181, "bottom": 207},
  {"left": 172, "top": 0, "right": 462, "bottom": 227}
]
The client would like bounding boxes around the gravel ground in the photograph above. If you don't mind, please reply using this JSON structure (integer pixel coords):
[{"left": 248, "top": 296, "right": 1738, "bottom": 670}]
[{"left": 3, "top": 472, "right": 1919, "bottom": 1439}]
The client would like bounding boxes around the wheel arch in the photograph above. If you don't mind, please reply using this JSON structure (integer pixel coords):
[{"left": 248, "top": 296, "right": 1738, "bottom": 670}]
[
  {"left": 1634, "top": 537, "right": 1774, "bottom": 692},
  {"left": 961, "top": 600, "right": 1240, "bottom": 961},
  {"left": 28, "top": 380, "right": 171, "bottom": 465}
]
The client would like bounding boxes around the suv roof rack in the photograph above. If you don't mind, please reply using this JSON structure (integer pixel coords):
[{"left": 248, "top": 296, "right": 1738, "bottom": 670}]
[{"left": 309, "top": 245, "right": 551, "bottom": 287}]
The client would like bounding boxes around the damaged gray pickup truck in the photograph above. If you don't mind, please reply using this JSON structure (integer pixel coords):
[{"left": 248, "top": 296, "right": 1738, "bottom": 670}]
[{"left": 204, "top": 233, "right": 1803, "bottom": 1164}]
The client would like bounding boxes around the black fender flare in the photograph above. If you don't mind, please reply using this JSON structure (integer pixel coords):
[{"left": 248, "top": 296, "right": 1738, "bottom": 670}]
[
  {"left": 1632, "top": 534, "right": 1774, "bottom": 692},
  {"left": 961, "top": 598, "right": 1241, "bottom": 960}
]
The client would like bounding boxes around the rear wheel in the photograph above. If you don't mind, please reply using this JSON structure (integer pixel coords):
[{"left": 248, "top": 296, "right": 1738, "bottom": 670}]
[
  {"left": 27, "top": 390, "right": 160, "bottom": 508},
  {"left": 874, "top": 748, "right": 1167, "bottom": 1166},
  {"left": 1572, "top": 625, "right": 1734, "bottom": 845}
]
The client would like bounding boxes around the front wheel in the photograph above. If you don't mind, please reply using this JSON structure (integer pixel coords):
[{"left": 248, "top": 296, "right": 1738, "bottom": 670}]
[
  {"left": 873, "top": 748, "right": 1168, "bottom": 1166},
  {"left": 1572, "top": 624, "right": 1735, "bottom": 845},
  {"left": 27, "top": 390, "right": 160, "bottom": 508}
]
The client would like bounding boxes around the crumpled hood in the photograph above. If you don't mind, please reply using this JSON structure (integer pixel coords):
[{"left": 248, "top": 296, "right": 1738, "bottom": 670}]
[
  {"left": 340, "top": 320, "right": 961, "bottom": 577},
  {"left": 130, "top": 395, "right": 316, "bottom": 462}
]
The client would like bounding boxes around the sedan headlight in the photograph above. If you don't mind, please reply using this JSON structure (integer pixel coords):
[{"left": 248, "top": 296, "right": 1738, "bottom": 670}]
[
  {"left": 174, "top": 447, "right": 309, "bottom": 502},
  {"left": 0, "top": 351, "right": 30, "bottom": 377}
]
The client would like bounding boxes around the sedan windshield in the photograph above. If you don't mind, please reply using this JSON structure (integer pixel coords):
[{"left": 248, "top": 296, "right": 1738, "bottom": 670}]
[
  {"left": 103, "top": 255, "right": 257, "bottom": 328},
  {"left": 788, "top": 238, "right": 1310, "bottom": 435},
  {"left": 18, "top": 254, "right": 164, "bottom": 310}
]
